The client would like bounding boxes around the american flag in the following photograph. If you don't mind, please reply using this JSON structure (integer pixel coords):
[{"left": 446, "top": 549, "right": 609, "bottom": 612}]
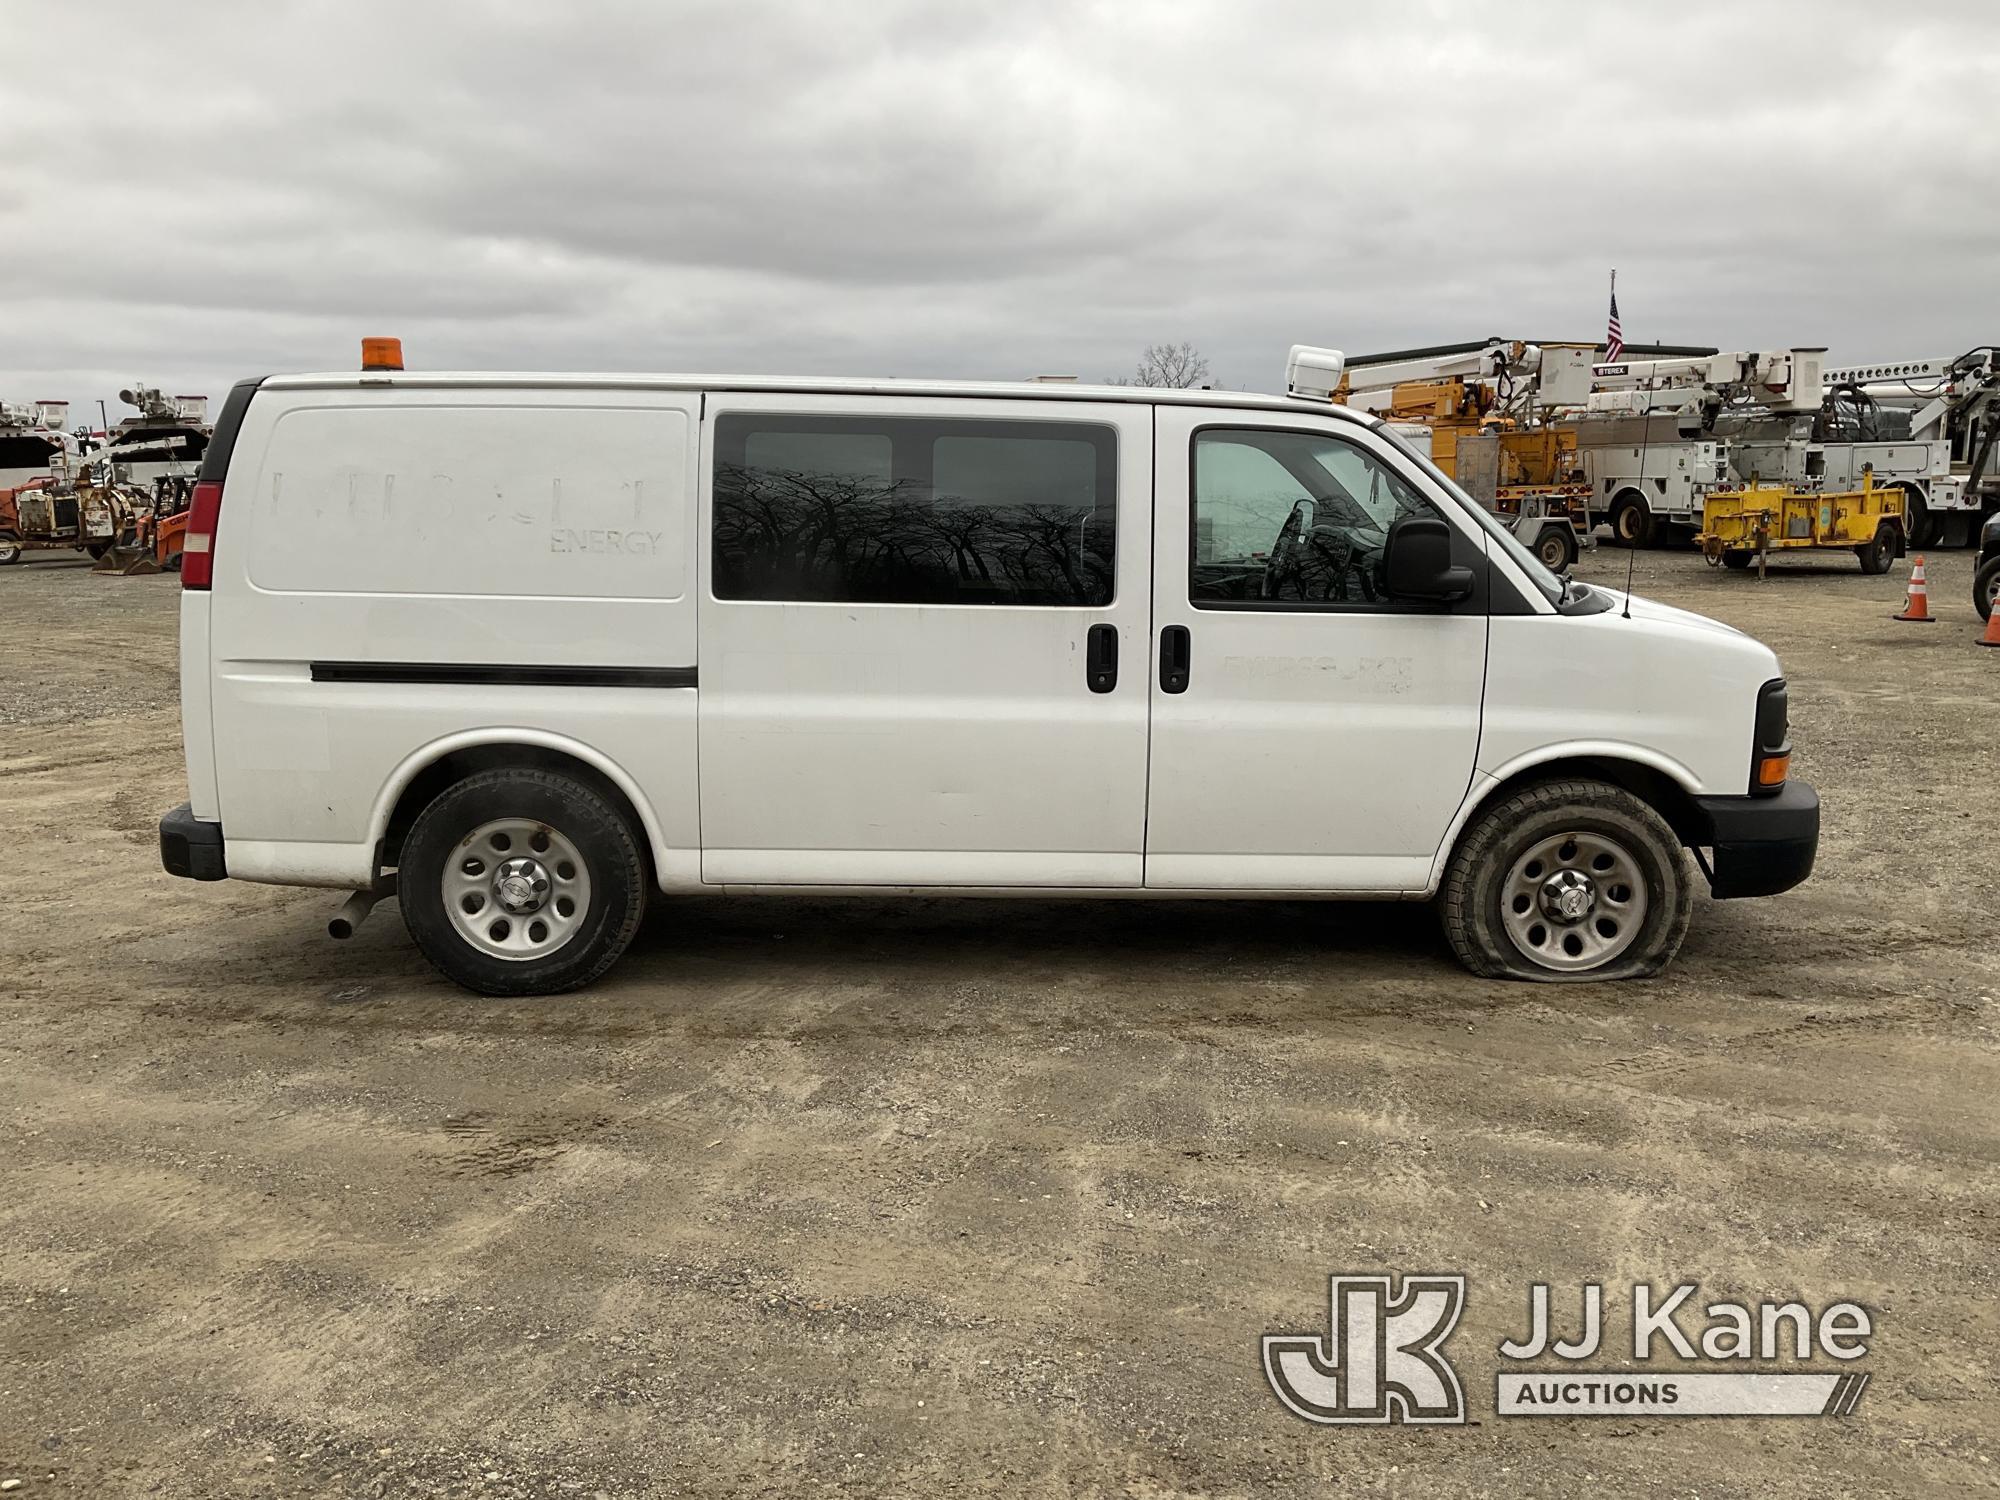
[{"left": 1605, "top": 273, "right": 1624, "bottom": 363}]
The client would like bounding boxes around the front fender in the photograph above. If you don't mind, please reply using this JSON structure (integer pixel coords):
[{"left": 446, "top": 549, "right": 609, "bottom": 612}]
[{"left": 1425, "top": 742, "right": 1705, "bottom": 894}]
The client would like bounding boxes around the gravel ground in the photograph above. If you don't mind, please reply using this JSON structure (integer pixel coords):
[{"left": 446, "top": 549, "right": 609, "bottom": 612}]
[{"left": 1, "top": 544, "right": 1995, "bottom": 1498}]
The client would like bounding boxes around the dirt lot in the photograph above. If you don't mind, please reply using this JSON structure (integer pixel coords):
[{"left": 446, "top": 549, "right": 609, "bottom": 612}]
[{"left": 2, "top": 546, "right": 1995, "bottom": 1498}]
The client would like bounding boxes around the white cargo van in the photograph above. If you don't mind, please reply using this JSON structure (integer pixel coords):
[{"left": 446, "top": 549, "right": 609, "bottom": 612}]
[{"left": 159, "top": 346, "right": 1817, "bottom": 995}]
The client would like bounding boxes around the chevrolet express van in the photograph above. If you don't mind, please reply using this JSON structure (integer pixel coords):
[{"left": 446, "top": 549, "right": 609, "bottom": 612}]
[{"left": 157, "top": 346, "right": 1818, "bottom": 995}]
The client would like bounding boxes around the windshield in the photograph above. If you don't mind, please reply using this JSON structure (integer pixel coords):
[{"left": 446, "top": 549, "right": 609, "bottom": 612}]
[{"left": 1375, "top": 422, "right": 1567, "bottom": 607}]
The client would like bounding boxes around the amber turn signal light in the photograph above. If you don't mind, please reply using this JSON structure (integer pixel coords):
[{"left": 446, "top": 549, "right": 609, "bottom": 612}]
[
  {"left": 1755, "top": 753, "right": 1790, "bottom": 788},
  {"left": 361, "top": 336, "right": 404, "bottom": 371}
]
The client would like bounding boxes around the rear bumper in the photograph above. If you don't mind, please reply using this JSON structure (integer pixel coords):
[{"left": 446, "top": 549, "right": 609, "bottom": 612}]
[
  {"left": 159, "top": 802, "right": 227, "bottom": 881},
  {"left": 1689, "top": 781, "right": 1819, "bottom": 899}
]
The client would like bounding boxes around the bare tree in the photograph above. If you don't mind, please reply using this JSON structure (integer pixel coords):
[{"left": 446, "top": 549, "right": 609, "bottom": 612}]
[{"left": 1108, "top": 341, "right": 1214, "bottom": 389}]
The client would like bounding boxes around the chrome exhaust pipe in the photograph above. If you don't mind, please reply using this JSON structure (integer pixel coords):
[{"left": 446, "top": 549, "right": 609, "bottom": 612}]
[{"left": 328, "top": 889, "right": 380, "bottom": 940}]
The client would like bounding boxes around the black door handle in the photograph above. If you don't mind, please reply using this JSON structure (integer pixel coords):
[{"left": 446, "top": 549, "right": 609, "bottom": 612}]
[
  {"left": 1086, "top": 623, "right": 1118, "bottom": 693},
  {"left": 1160, "top": 625, "right": 1191, "bottom": 693}
]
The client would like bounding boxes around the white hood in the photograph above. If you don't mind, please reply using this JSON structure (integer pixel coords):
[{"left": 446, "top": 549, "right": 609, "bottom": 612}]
[{"left": 1599, "top": 589, "right": 1747, "bottom": 639}]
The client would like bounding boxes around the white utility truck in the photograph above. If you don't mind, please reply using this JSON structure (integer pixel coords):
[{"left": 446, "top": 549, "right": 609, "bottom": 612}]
[
  {"left": 1580, "top": 349, "right": 1827, "bottom": 545},
  {"left": 1811, "top": 348, "right": 2000, "bottom": 547},
  {"left": 159, "top": 344, "right": 1818, "bottom": 994}
]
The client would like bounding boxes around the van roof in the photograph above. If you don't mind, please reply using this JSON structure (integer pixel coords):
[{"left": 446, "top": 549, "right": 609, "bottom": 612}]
[{"left": 257, "top": 371, "right": 1382, "bottom": 421}]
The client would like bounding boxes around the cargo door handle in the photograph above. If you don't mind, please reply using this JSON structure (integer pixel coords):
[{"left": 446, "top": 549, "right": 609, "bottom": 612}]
[
  {"left": 1160, "top": 625, "right": 1191, "bottom": 693},
  {"left": 1086, "top": 623, "right": 1119, "bottom": 693}
]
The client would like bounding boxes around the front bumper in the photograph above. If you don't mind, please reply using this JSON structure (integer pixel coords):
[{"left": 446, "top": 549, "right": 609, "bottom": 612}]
[
  {"left": 159, "top": 802, "right": 227, "bottom": 881},
  {"left": 1688, "top": 781, "right": 1819, "bottom": 899}
]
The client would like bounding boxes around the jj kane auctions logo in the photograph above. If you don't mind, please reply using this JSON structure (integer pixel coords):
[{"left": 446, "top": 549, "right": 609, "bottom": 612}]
[{"left": 1264, "top": 1274, "right": 1872, "bottom": 1424}]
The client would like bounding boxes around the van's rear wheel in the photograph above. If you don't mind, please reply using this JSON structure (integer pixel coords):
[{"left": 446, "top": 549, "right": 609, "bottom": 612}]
[
  {"left": 400, "top": 768, "right": 646, "bottom": 996},
  {"left": 1440, "top": 779, "right": 1692, "bottom": 982}
]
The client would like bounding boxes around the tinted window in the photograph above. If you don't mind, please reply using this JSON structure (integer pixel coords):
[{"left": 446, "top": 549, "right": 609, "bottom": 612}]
[
  {"left": 713, "top": 414, "right": 1115, "bottom": 605},
  {"left": 1190, "top": 428, "right": 1437, "bottom": 609}
]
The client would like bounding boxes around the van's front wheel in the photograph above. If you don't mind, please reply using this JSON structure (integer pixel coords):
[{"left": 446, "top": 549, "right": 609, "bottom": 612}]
[
  {"left": 400, "top": 768, "right": 647, "bottom": 996},
  {"left": 1441, "top": 779, "right": 1692, "bottom": 981}
]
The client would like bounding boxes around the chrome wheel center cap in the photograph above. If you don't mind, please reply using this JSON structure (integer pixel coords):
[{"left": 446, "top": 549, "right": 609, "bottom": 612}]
[
  {"left": 494, "top": 858, "right": 550, "bottom": 914},
  {"left": 1540, "top": 870, "right": 1596, "bottom": 924}
]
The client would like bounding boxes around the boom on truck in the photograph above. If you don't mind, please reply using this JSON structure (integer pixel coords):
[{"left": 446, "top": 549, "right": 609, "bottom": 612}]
[
  {"left": 1578, "top": 348, "right": 1827, "bottom": 546},
  {"left": 1806, "top": 348, "right": 2000, "bottom": 547},
  {"left": 1334, "top": 337, "right": 1718, "bottom": 568}
]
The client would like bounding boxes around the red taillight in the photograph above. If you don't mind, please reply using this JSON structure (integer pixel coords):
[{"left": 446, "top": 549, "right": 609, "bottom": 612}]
[{"left": 180, "top": 480, "right": 224, "bottom": 590}]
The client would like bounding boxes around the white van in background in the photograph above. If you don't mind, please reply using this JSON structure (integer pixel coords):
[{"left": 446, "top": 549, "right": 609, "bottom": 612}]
[{"left": 159, "top": 345, "right": 1817, "bottom": 995}]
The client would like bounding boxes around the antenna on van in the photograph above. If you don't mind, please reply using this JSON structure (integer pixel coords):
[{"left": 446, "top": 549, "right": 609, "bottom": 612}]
[{"left": 1621, "top": 371, "right": 1651, "bottom": 620}]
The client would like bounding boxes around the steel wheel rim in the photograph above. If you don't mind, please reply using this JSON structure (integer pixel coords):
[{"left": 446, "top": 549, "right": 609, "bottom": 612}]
[
  {"left": 0, "top": 542, "right": 18, "bottom": 563},
  {"left": 1499, "top": 830, "right": 1649, "bottom": 973},
  {"left": 1985, "top": 572, "right": 2000, "bottom": 611},
  {"left": 443, "top": 817, "right": 592, "bottom": 962}
]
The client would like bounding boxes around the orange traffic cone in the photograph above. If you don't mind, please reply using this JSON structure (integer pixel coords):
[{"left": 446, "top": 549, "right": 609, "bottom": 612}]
[
  {"left": 1893, "top": 555, "right": 1936, "bottom": 622},
  {"left": 1980, "top": 604, "right": 2000, "bottom": 648}
]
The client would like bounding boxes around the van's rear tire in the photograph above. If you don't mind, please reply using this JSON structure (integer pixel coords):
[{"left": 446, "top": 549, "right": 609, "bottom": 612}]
[
  {"left": 1440, "top": 779, "right": 1693, "bottom": 982},
  {"left": 399, "top": 768, "right": 647, "bottom": 996}
]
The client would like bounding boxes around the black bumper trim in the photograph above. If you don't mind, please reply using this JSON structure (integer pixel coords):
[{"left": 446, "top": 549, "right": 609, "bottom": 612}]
[
  {"left": 1688, "top": 780, "right": 1819, "bottom": 899},
  {"left": 311, "top": 661, "right": 696, "bottom": 689},
  {"left": 160, "top": 802, "right": 227, "bottom": 881}
]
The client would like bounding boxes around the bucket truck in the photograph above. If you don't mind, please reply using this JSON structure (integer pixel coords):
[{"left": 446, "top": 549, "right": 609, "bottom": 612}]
[
  {"left": 1577, "top": 349, "right": 1826, "bottom": 546},
  {"left": 1334, "top": 339, "right": 1603, "bottom": 570}
]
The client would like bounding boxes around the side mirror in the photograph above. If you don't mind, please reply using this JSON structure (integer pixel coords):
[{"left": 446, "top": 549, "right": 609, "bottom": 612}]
[{"left": 1384, "top": 514, "right": 1475, "bottom": 602}]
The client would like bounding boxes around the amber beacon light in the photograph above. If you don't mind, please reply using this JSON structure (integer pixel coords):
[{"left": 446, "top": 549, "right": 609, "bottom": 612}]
[{"left": 361, "top": 336, "right": 405, "bottom": 371}]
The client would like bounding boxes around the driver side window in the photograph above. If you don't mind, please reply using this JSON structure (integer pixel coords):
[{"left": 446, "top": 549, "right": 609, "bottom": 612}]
[{"left": 1189, "top": 427, "right": 1440, "bottom": 609}]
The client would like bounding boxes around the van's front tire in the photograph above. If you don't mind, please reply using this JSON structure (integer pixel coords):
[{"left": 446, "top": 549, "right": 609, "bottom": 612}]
[
  {"left": 1440, "top": 779, "right": 1692, "bottom": 982},
  {"left": 400, "top": 768, "right": 647, "bottom": 996}
]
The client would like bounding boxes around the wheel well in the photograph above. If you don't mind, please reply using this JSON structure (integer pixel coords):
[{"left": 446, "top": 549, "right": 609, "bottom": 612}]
[
  {"left": 1460, "top": 757, "right": 1705, "bottom": 850},
  {"left": 1610, "top": 488, "right": 1649, "bottom": 511},
  {"left": 379, "top": 743, "right": 654, "bottom": 886}
]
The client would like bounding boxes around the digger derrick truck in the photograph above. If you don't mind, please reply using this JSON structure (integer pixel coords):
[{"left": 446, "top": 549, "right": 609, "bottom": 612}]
[
  {"left": 97, "top": 386, "right": 210, "bottom": 495},
  {"left": 1805, "top": 347, "right": 2000, "bottom": 548},
  {"left": 69, "top": 386, "right": 211, "bottom": 573}
]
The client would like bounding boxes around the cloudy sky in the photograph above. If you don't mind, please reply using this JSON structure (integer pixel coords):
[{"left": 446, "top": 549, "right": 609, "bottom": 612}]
[{"left": 6, "top": 0, "right": 1998, "bottom": 416}]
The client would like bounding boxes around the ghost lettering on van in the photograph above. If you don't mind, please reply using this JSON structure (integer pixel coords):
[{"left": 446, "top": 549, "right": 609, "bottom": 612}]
[
  {"left": 550, "top": 528, "right": 665, "bottom": 556},
  {"left": 245, "top": 404, "right": 689, "bottom": 600}
]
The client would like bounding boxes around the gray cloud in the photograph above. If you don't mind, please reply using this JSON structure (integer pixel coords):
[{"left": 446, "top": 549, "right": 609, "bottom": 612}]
[{"left": 6, "top": 0, "right": 1999, "bottom": 414}]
